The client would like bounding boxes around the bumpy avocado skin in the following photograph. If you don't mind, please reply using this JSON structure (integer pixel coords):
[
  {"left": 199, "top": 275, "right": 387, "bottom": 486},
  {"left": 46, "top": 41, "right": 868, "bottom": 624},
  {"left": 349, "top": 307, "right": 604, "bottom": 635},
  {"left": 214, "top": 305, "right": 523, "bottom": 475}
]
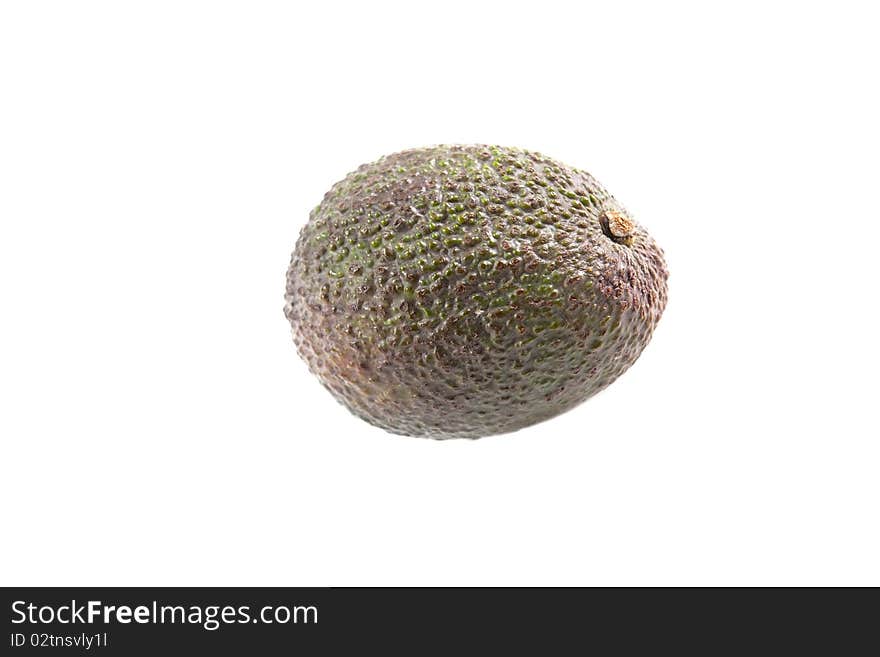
[{"left": 285, "top": 145, "right": 668, "bottom": 439}]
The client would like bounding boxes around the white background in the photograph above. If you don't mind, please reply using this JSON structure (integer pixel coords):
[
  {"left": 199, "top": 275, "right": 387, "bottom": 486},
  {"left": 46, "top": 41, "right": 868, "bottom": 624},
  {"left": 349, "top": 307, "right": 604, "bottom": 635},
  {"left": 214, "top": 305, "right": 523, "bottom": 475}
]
[{"left": 1, "top": 1, "right": 878, "bottom": 586}]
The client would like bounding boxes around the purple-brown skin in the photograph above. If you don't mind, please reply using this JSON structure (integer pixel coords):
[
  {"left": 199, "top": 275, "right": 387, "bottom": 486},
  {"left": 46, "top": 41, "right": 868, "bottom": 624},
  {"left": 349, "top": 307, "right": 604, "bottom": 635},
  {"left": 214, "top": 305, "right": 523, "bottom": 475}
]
[{"left": 285, "top": 145, "right": 668, "bottom": 439}]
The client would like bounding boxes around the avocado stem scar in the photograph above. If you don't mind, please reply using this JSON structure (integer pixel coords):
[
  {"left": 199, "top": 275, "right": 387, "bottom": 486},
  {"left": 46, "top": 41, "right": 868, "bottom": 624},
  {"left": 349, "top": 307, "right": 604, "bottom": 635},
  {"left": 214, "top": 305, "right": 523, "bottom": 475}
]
[{"left": 600, "top": 210, "right": 634, "bottom": 244}]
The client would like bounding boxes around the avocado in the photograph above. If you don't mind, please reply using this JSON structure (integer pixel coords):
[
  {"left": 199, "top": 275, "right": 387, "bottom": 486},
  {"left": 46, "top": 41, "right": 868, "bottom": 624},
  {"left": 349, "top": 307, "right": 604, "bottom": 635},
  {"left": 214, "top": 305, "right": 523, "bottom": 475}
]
[{"left": 284, "top": 145, "right": 668, "bottom": 439}]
